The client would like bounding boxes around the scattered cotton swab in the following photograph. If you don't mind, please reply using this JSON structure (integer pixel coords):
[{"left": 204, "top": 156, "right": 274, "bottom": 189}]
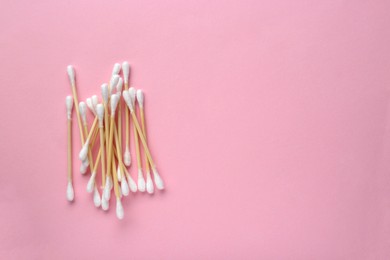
[
  {"left": 127, "top": 88, "right": 146, "bottom": 192},
  {"left": 66, "top": 96, "right": 75, "bottom": 201},
  {"left": 122, "top": 62, "right": 132, "bottom": 167},
  {"left": 67, "top": 65, "right": 88, "bottom": 156},
  {"left": 96, "top": 104, "right": 106, "bottom": 190},
  {"left": 137, "top": 90, "right": 155, "bottom": 194}
]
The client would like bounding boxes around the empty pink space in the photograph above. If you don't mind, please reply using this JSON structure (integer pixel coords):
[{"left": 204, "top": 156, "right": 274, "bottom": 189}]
[{"left": 0, "top": 0, "right": 389, "bottom": 259}]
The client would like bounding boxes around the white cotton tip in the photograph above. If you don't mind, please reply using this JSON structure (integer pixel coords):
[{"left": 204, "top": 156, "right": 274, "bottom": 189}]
[
  {"left": 93, "top": 187, "right": 101, "bottom": 207},
  {"left": 96, "top": 104, "right": 104, "bottom": 127},
  {"left": 110, "top": 94, "right": 119, "bottom": 116},
  {"left": 101, "top": 83, "right": 109, "bottom": 103},
  {"left": 79, "top": 102, "right": 87, "bottom": 125},
  {"left": 146, "top": 173, "right": 154, "bottom": 194},
  {"left": 116, "top": 77, "right": 123, "bottom": 93},
  {"left": 86, "top": 98, "right": 95, "bottom": 115},
  {"left": 109, "top": 75, "right": 120, "bottom": 95},
  {"left": 103, "top": 185, "right": 111, "bottom": 201},
  {"left": 122, "top": 90, "right": 134, "bottom": 112},
  {"left": 67, "top": 65, "right": 75, "bottom": 86},
  {"left": 122, "top": 61, "right": 130, "bottom": 84},
  {"left": 116, "top": 199, "right": 124, "bottom": 220},
  {"left": 107, "top": 175, "right": 113, "bottom": 190},
  {"left": 117, "top": 166, "right": 122, "bottom": 182},
  {"left": 66, "top": 182, "right": 74, "bottom": 202},
  {"left": 92, "top": 95, "right": 98, "bottom": 111},
  {"left": 121, "top": 178, "right": 130, "bottom": 196},
  {"left": 112, "top": 63, "right": 121, "bottom": 76},
  {"left": 136, "top": 89, "right": 144, "bottom": 108},
  {"left": 101, "top": 195, "right": 109, "bottom": 211},
  {"left": 129, "top": 87, "right": 136, "bottom": 107},
  {"left": 124, "top": 148, "right": 131, "bottom": 166},
  {"left": 80, "top": 162, "right": 87, "bottom": 174},
  {"left": 126, "top": 173, "right": 138, "bottom": 193},
  {"left": 86, "top": 172, "right": 96, "bottom": 193},
  {"left": 82, "top": 158, "right": 89, "bottom": 167},
  {"left": 104, "top": 178, "right": 111, "bottom": 200},
  {"left": 137, "top": 169, "right": 146, "bottom": 192},
  {"left": 152, "top": 168, "right": 165, "bottom": 190},
  {"left": 66, "top": 96, "right": 73, "bottom": 119},
  {"left": 79, "top": 140, "right": 89, "bottom": 161}
]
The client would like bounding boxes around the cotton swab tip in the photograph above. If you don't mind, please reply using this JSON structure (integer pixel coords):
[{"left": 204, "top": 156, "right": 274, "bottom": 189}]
[
  {"left": 92, "top": 95, "right": 98, "bottom": 110},
  {"left": 137, "top": 169, "right": 146, "bottom": 192},
  {"left": 121, "top": 178, "right": 130, "bottom": 196},
  {"left": 122, "top": 61, "right": 130, "bottom": 84},
  {"left": 80, "top": 162, "right": 87, "bottom": 174},
  {"left": 146, "top": 173, "right": 154, "bottom": 194},
  {"left": 79, "top": 102, "right": 87, "bottom": 124},
  {"left": 66, "top": 96, "right": 73, "bottom": 119},
  {"left": 152, "top": 168, "right": 164, "bottom": 190},
  {"left": 126, "top": 173, "right": 137, "bottom": 193},
  {"left": 129, "top": 87, "right": 136, "bottom": 106},
  {"left": 93, "top": 187, "right": 101, "bottom": 207},
  {"left": 79, "top": 141, "right": 89, "bottom": 161},
  {"left": 67, "top": 182, "right": 74, "bottom": 202},
  {"left": 96, "top": 104, "right": 104, "bottom": 126},
  {"left": 101, "top": 196, "right": 109, "bottom": 211},
  {"left": 103, "top": 181, "right": 111, "bottom": 201},
  {"left": 86, "top": 98, "right": 95, "bottom": 115},
  {"left": 136, "top": 89, "right": 144, "bottom": 108},
  {"left": 107, "top": 175, "right": 113, "bottom": 190},
  {"left": 124, "top": 148, "right": 131, "bottom": 166},
  {"left": 67, "top": 65, "right": 75, "bottom": 86},
  {"left": 109, "top": 75, "right": 120, "bottom": 95},
  {"left": 101, "top": 84, "right": 109, "bottom": 103},
  {"left": 82, "top": 158, "right": 89, "bottom": 167},
  {"left": 110, "top": 94, "right": 119, "bottom": 115},
  {"left": 122, "top": 90, "right": 134, "bottom": 112},
  {"left": 86, "top": 172, "right": 96, "bottom": 193},
  {"left": 116, "top": 200, "right": 124, "bottom": 220},
  {"left": 112, "top": 63, "right": 121, "bottom": 76},
  {"left": 117, "top": 166, "right": 122, "bottom": 182}
]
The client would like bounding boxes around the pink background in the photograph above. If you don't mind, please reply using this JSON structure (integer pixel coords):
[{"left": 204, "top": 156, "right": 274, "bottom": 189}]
[{"left": 1, "top": 0, "right": 390, "bottom": 259}]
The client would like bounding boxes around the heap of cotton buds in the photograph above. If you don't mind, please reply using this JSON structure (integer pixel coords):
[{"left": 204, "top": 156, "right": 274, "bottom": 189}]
[{"left": 65, "top": 63, "right": 164, "bottom": 220}]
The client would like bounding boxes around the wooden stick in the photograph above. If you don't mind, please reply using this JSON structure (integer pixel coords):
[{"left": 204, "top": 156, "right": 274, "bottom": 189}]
[
  {"left": 92, "top": 148, "right": 101, "bottom": 173},
  {"left": 122, "top": 62, "right": 131, "bottom": 166},
  {"left": 99, "top": 121, "right": 106, "bottom": 188},
  {"left": 117, "top": 95, "right": 123, "bottom": 152},
  {"left": 103, "top": 102, "right": 110, "bottom": 172},
  {"left": 111, "top": 155, "right": 120, "bottom": 198},
  {"left": 83, "top": 117, "right": 98, "bottom": 143},
  {"left": 82, "top": 118, "right": 95, "bottom": 174},
  {"left": 130, "top": 111, "right": 157, "bottom": 168},
  {"left": 113, "top": 122, "right": 126, "bottom": 180},
  {"left": 66, "top": 96, "right": 74, "bottom": 202},
  {"left": 125, "top": 83, "right": 130, "bottom": 157},
  {"left": 139, "top": 107, "right": 151, "bottom": 176},
  {"left": 67, "top": 115, "right": 72, "bottom": 183},
  {"left": 133, "top": 117, "right": 142, "bottom": 170},
  {"left": 106, "top": 115, "right": 115, "bottom": 187},
  {"left": 90, "top": 126, "right": 99, "bottom": 148}
]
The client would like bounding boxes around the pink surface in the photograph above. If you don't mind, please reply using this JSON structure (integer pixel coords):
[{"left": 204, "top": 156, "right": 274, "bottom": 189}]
[{"left": 0, "top": 0, "right": 390, "bottom": 259}]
